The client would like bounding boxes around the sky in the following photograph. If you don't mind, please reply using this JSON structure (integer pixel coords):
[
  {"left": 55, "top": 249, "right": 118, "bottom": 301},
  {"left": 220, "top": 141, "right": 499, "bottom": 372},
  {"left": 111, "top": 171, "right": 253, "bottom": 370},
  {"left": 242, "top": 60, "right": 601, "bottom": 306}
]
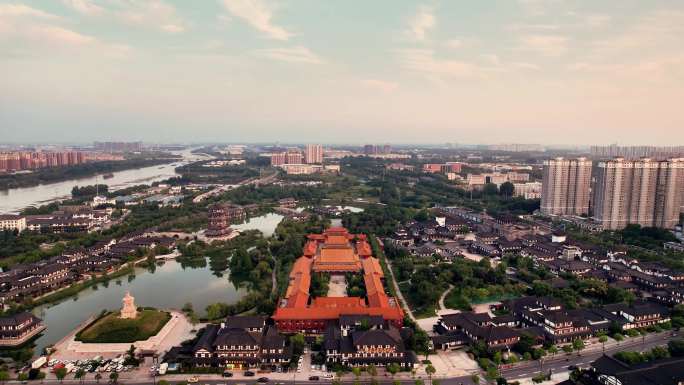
[{"left": 1, "top": 0, "right": 683, "bottom": 145}]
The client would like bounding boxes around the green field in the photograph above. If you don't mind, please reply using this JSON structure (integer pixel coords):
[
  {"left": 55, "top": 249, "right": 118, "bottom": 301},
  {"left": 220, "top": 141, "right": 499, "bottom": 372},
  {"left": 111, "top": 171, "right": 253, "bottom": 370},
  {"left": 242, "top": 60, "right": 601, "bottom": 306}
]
[{"left": 76, "top": 309, "right": 171, "bottom": 343}]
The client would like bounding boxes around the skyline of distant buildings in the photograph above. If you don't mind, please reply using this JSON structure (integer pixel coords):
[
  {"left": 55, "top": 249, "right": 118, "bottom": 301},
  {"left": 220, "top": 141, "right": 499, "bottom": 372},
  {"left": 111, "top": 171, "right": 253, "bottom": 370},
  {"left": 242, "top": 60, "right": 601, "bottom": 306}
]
[
  {"left": 0, "top": 151, "right": 124, "bottom": 173},
  {"left": 590, "top": 145, "right": 684, "bottom": 160},
  {"left": 93, "top": 141, "right": 143, "bottom": 153}
]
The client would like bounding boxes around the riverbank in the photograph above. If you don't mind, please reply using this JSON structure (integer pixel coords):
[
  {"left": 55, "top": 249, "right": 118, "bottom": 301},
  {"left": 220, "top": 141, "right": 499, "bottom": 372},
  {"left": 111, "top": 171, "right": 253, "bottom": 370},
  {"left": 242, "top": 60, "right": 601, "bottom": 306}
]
[
  {"left": 0, "top": 157, "right": 180, "bottom": 191},
  {"left": 31, "top": 265, "right": 136, "bottom": 308}
]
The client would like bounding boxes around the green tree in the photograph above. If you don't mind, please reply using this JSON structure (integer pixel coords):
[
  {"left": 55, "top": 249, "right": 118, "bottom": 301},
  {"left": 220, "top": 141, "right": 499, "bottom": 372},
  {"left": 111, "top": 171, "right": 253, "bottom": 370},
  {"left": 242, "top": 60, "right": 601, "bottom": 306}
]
[
  {"left": 368, "top": 364, "right": 377, "bottom": 378},
  {"left": 55, "top": 367, "right": 67, "bottom": 383},
  {"left": 415, "top": 379, "right": 425, "bottom": 385},
  {"left": 109, "top": 372, "right": 119, "bottom": 384},
  {"left": 17, "top": 372, "right": 29, "bottom": 381},
  {"left": 387, "top": 363, "right": 400, "bottom": 378},
  {"left": 352, "top": 367, "right": 361, "bottom": 380},
  {"left": 290, "top": 333, "right": 306, "bottom": 355},
  {"left": 95, "top": 373, "right": 102, "bottom": 383},
  {"left": 483, "top": 183, "right": 499, "bottom": 196},
  {"left": 548, "top": 345, "right": 558, "bottom": 357},
  {"left": 471, "top": 374, "right": 480, "bottom": 384},
  {"left": 668, "top": 339, "right": 684, "bottom": 357},
  {"left": 0, "top": 372, "right": 8, "bottom": 385},
  {"left": 158, "top": 381, "right": 170, "bottom": 385},
  {"left": 599, "top": 335, "right": 608, "bottom": 353},
  {"left": 562, "top": 345, "right": 573, "bottom": 354},
  {"left": 499, "top": 182, "right": 514, "bottom": 198},
  {"left": 75, "top": 368, "right": 86, "bottom": 384},
  {"left": 572, "top": 339, "right": 585, "bottom": 356},
  {"left": 425, "top": 364, "right": 436, "bottom": 385}
]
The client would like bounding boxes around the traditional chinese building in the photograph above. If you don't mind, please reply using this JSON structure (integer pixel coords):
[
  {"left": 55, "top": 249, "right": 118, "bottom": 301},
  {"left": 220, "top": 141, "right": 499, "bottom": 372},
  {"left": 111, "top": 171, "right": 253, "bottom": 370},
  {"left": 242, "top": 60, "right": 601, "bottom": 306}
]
[{"left": 272, "top": 227, "right": 404, "bottom": 334}]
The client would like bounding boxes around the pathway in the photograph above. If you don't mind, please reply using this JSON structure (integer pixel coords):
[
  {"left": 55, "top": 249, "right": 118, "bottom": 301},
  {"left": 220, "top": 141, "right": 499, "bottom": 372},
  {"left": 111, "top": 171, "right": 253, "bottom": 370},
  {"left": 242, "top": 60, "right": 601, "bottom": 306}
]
[
  {"left": 383, "top": 256, "right": 417, "bottom": 324},
  {"left": 439, "top": 284, "right": 454, "bottom": 311}
]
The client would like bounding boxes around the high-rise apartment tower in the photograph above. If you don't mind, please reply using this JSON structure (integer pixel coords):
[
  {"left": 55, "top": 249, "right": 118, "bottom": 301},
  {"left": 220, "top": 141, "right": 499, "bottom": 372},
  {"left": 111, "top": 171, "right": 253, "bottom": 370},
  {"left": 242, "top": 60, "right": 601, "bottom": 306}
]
[{"left": 541, "top": 157, "right": 593, "bottom": 216}]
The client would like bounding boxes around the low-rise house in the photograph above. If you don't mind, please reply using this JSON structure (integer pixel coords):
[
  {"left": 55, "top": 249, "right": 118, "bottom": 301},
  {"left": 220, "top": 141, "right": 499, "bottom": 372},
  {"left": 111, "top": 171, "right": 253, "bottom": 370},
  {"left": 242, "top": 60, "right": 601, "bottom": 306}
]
[
  {"left": 602, "top": 301, "right": 670, "bottom": 330},
  {"left": 324, "top": 318, "right": 416, "bottom": 368},
  {"left": 0, "top": 214, "right": 27, "bottom": 233},
  {"left": 0, "top": 312, "right": 45, "bottom": 346},
  {"left": 434, "top": 312, "right": 520, "bottom": 351},
  {"left": 190, "top": 316, "right": 291, "bottom": 370}
]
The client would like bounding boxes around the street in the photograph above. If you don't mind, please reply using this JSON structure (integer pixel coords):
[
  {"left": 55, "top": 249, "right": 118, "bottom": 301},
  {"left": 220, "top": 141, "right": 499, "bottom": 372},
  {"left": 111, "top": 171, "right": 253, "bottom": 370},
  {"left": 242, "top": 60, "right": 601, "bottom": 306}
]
[{"left": 501, "top": 331, "right": 676, "bottom": 380}]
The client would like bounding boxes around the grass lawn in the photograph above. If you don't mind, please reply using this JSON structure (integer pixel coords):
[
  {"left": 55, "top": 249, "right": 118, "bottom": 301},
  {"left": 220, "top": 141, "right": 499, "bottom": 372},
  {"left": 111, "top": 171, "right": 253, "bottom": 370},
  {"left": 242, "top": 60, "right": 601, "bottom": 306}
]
[{"left": 76, "top": 309, "right": 171, "bottom": 343}]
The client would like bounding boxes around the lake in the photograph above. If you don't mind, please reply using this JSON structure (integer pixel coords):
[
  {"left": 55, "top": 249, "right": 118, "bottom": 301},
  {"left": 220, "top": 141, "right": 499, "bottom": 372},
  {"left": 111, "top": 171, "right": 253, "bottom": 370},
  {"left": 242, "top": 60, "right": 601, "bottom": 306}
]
[
  {"left": 233, "top": 213, "right": 284, "bottom": 237},
  {"left": 30, "top": 260, "right": 247, "bottom": 355}
]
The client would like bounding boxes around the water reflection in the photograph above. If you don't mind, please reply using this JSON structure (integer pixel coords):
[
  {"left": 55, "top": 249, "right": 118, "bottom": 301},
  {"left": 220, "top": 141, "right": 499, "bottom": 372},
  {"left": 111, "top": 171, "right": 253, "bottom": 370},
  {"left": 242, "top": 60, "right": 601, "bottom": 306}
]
[{"left": 30, "top": 260, "right": 247, "bottom": 355}]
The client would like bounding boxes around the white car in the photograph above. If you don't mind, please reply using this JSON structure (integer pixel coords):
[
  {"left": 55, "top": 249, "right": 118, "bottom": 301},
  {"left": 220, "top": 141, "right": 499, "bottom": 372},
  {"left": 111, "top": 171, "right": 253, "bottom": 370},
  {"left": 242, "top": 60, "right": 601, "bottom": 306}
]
[{"left": 324, "top": 374, "right": 333, "bottom": 379}]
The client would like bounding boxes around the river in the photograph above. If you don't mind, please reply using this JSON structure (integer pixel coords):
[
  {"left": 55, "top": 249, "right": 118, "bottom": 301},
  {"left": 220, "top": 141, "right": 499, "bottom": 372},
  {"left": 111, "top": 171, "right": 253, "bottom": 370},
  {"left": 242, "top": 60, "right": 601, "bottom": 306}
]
[{"left": 0, "top": 149, "right": 207, "bottom": 214}]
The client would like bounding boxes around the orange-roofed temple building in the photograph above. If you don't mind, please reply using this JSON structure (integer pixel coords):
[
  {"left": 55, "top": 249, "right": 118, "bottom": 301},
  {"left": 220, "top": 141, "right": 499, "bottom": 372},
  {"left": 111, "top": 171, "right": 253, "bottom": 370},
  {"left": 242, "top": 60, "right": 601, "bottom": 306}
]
[{"left": 272, "top": 227, "right": 405, "bottom": 334}]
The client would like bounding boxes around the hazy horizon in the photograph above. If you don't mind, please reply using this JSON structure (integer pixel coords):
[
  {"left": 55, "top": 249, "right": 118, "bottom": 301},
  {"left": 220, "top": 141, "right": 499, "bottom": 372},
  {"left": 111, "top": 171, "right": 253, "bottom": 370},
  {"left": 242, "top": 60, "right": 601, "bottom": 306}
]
[{"left": 2, "top": 0, "right": 683, "bottom": 145}]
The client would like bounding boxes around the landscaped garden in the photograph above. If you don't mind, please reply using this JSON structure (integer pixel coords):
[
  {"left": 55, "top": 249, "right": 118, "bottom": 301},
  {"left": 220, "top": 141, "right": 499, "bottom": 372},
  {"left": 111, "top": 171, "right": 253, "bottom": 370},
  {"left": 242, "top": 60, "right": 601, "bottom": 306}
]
[{"left": 76, "top": 308, "right": 171, "bottom": 343}]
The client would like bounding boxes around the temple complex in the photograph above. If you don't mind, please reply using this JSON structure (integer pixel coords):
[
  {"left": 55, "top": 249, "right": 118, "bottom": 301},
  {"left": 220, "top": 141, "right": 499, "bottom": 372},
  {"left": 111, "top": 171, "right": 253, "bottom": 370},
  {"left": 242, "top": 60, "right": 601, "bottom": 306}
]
[{"left": 272, "top": 227, "right": 404, "bottom": 333}]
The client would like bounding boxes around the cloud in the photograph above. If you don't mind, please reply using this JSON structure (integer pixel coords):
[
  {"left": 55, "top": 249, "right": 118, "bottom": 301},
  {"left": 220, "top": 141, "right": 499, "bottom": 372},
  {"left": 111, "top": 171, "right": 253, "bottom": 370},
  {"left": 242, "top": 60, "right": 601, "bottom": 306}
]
[
  {"left": 583, "top": 14, "right": 611, "bottom": 28},
  {"left": 62, "top": 0, "right": 186, "bottom": 34},
  {"left": 517, "top": 0, "right": 562, "bottom": 16},
  {"left": 511, "top": 62, "right": 540, "bottom": 70},
  {"left": 26, "top": 25, "right": 95, "bottom": 45},
  {"left": 0, "top": 4, "right": 59, "bottom": 19},
  {"left": 0, "top": 3, "right": 130, "bottom": 58},
  {"left": 220, "top": 0, "right": 292, "bottom": 41},
  {"left": 406, "top": 5, "right": 435, "bottom": 41},
  {"left": 62, "top": 0, "right": 104, "bottom": 16},
  {"left": 570, "top": 10, "right": 684, "bottom": 82},
  {"left": 518, "top": 35, "right": 569, "bottom": 56},
  {"left": 360, "top": 79, "right": 399, "bottom": 93},
  {"left": 444, "top": 39, "right": 462, "bottom": 49},
  {"left": 396, "top": 49, "right": 481, "bottom": 78},
  {"left": 481, "top": 54, "right": 500, "bottom": 66},
  {"left": 116, "top": 0, "right": 186, "bottom": 34},
  {"left": 253, "top": 46, "right": 321, "bottom": 64}
]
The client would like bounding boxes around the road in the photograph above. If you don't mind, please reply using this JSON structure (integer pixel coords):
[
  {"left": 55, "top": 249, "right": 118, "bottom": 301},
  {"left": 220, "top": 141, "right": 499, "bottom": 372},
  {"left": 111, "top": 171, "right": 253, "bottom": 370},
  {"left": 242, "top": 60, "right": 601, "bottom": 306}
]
[
  {"left": 500, "top": 331, "right": 676, "bottom": 381},
  {"left": 192, "top": 170, "right": 278, "bottom": 203},
  {"left": 9, "top": 378, "right": 480, "bottom": 385}
]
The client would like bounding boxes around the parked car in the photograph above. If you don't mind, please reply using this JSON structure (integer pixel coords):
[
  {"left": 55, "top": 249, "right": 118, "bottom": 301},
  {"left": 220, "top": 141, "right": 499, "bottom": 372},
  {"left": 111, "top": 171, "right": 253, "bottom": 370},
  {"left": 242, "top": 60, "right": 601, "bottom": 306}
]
[
  {"left": 187, "top": 377, "right": 199, "bottom": 383},
  {"left": 244, "top": 371, "right": 255, "bottom": 377},
  {"left": 222, "top": 371, "right": 233, "bottom": 377},
  {"left": 257, "top": 377, "right": 269, "bottom": 383},
  {"left": 309, "top": 376, "right": 320, "bottom": 381}
]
